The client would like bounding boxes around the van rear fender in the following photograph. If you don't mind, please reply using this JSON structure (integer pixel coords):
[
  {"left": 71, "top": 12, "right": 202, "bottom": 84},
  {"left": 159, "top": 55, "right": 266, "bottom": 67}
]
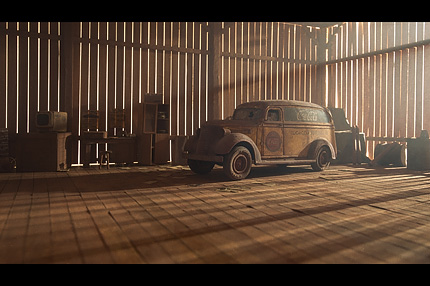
[
  {"left": 214, "top": 133, "right": 261, "bottom": 163},
  {"left": 307, "top": 139, "right": 337, "bottom": 160}
]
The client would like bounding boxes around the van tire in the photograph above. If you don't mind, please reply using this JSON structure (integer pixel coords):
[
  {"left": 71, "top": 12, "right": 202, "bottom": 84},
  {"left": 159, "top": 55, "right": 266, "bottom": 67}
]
[
  {"left": 223, "top": 146, "right": 252, "bottom": 180},
  {"left": 188, "top": 159, "right": 215, "bottom": 174},
  {"left": 311, "top": 146, "right": 331, "bottom": 171}
]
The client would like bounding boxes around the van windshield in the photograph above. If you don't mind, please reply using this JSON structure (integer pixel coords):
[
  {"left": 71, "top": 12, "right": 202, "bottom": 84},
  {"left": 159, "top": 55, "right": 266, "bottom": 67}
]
[{"left": 233, "top": 108, "right": 263, "bottom": 120}]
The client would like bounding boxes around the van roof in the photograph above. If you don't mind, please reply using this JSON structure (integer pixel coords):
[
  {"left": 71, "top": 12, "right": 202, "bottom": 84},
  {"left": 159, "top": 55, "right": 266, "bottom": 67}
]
[{"left": 237, "top": 100, "right": 325, "bottom": 109}]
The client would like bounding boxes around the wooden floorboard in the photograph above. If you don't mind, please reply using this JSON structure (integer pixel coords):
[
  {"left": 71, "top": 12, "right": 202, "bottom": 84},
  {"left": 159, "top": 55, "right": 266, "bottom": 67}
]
[{"left": 1, "top": 164, "right": 430, "bottom": 263}]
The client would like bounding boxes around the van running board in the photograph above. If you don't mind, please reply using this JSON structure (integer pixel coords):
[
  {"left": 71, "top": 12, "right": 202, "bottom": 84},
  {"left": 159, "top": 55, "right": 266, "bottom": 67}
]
[{"left": 256, "top": 159, "right": 315, "bottom": 165}]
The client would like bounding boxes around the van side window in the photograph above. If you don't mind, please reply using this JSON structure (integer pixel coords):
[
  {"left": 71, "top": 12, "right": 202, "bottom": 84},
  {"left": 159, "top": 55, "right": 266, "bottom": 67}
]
[
  {"left": 284, "top": 107, "right": 330, "bottom": 123},
  {"left": 267, "top": 109, "right": 281, "bottom": 121}
]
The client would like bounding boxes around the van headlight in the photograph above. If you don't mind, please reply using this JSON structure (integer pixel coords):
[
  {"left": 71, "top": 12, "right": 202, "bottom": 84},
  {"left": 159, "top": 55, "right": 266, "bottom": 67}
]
[{"left": 223, "top": 128, "right": 231, "bottom": 136}]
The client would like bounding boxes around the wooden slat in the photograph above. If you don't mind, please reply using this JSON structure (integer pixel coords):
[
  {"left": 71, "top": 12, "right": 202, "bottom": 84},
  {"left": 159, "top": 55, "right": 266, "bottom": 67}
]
[
  {"left": 280, "top": 23, "right": 286, "bottom": 100},
  {"left": 116, "top": 22, "right": 124, "bottom": 113},
  {"left": 141, "top": 22, "right": 148, "bottom": 98},
  {"left": 50, "top": 22, "right": 59, "bottom": 112},
  {"left": 386, "top": 52, "right": 394, "bottom": 137},
  {"left": 393, "top": 23, "right": 402, "bottom": 139},
  {"left": 305, "top": 55, "right": 310, "bottom": 103},
  {"left": 380, "top": 53, "right": 386, "bottom": 138},
  {"left": 258, "top": 22, "right": 265, "bottom": 100},
  {"left": 148, "top": 22, "right": 156, "bottom": 95},
  {"left": 424, "top": 45, "right": 430, "bottom": 131},
  {"left": 267, "top": 22, "right": 273, "bottom": 100},
  {"left": 170, "top": 22, "right": 178, "bottom": 136},
  {"left": 374, "top": 54, "right": 381, "bottom": 148},
  {"left": 178, "top": 22, "right": 186, "bottom": 135},
  {"left": 399, "top": 49, "right": 408, "bottom": 139},
  {"left": 131, "top": 22, "right": 141, "bottom": 134},
  {"left": 124, "top": 21, "right": 132, "bottom": 134},
  {"left": 327, "top": 64, "right": 335, "bottom": 107},
  {"left": 298, "top": 26, "right": 304, "bottom": 101},
  {"left": 236, "top": 22, "right": 243, "bottom": 105},
  {"left": 79, "top": 22, "right": 95, "bottom": 162},
  {"left": 229, "top": 24, "right": 235, "bottom": 114},
  {"left": 80, "top": 22, "right": 89, "bottom": 129},
  {"left": 368, "top": 55, "right": 375, "bottom": 158},
  {"left": 358, "top": 57, "right": 364, "bottom": 130},
  {"left": 89, "top": 22, "right": 98, "bottom": 112},
  {"left": 352, "top": 59, "right": 357, "bottom": 126},
  {"left": 242, "top": 22, "right": 249, "bottom": 103},
  {"left": 0, "top": 22, "right": 6, "bottom": 128},
  {"left": 7, "top": 22, "right": 17, "bottom": 134},
  {"left": 193, "top": 22, "right": 201, "bottom": 132},
  {"left": 336, "top": 62, "right": 341, "bottom": 108},
  {"left": 98, "top": 22, "right": 108, "bottom": 134},
  {"left": 341, "top": 61, "right": 346, "bottom": 111},
  {"left": 416, "top": 45, "right": 423, "bottom": 135},
  {"left": 249, "top": 22, "right": 256, "bottom": 101},
  {"left": 156, "top": 22, "right": 164, "bottom": 97},
  {"left": 163, "top": 22, "right": 172, "bottom": 107},
  {"left": 407, "top": 47, "right": 416, "bottom": 138},
  {"left": 97, "top": 22, "right": 107, "bottom": 155},
  {"left": 221, "top": 23, "right": 228, "bottom": 116},
  {"left": 186, "top": 22, "right": 193, "bottom": 135},
  {"left": 18, "top": 22, "right": 28, "bottom": 134},
  {"left": 70, "top": 22, "right": 81, "bottom": 164},
  {"left": 363, "top": 56, "right": 370, "bottom": 155},
  {"left": 39, "top": 22, "right": 49, "bottom": 112},
  {"left": 200, "top": 23, "right": 208, "bottom": 125},
  {"left": 107, "top": 22, "right": 116, "bottom": 137}
]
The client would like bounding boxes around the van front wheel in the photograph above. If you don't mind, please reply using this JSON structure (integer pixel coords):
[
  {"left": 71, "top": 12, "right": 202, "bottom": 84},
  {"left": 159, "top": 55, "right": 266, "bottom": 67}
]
[
  {"left": 223, "top": 146, "right": 252, "bottom": 180},
  {"left": 311, "top": 146, "right": 331, "bottom": 171},
  {"left": 188, "top": 159, "right": 215, "bottom": 174}
]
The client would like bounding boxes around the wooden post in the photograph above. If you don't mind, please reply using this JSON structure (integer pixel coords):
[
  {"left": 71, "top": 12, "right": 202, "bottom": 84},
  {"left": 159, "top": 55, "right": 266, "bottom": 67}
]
[
  {"left": 315, "top": 28, "right": 328, "bottom": 107},
  {"left": 60, "top": 22, "right": 80, "bottom": 164},
  {"left": 208, "top": 22, "right": 222, "bottom": 120}
]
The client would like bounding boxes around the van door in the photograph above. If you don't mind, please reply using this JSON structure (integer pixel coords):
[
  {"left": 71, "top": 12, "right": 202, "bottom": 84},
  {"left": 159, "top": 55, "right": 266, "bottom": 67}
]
[{"left": 262, "top": 108, "right": 283, "bottom": 157}]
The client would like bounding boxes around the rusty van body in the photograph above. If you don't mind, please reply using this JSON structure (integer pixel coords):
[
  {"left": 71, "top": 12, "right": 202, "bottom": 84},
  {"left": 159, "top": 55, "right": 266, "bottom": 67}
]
[{"left": 183, "top": 100, "right": 337, "bottom": 180}]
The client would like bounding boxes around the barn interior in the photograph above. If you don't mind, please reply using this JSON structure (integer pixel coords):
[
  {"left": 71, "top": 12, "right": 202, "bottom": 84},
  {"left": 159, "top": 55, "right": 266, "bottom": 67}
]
[{"left": 1, "top": 21, "right": 430, "bottom": 264}]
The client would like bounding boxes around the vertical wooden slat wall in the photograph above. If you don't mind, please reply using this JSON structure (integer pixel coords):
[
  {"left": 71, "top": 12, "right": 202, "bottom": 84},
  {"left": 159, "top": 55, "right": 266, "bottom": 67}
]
[
  {"left": 72, "top": 22, "right": 211, "bottom": 163},
  {"left": 4, "top": 22, "right": 430, "bottom": 164},
  {"left": 0, "top": 21, "right": 318, "bottom": 165},
  {"left": 324, "top": 22, "right": 430, "bottom": 159},
  {"left": 219, "top": 22, "right": 320, "bottom": 119},
  {"left": 0, "top": 22, "right": 61, "bottom": 135}
]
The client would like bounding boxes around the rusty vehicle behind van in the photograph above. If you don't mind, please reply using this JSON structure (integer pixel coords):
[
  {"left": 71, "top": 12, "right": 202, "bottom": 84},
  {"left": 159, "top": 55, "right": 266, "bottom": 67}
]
[{"left": 183, "top": 100, "right": 337, "bottom": 180}]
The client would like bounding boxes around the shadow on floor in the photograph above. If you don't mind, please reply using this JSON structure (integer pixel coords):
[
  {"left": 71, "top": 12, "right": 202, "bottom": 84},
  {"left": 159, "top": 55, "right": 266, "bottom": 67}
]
[{"left": 0, "top": 164, "right": 317, "bottom": 194}]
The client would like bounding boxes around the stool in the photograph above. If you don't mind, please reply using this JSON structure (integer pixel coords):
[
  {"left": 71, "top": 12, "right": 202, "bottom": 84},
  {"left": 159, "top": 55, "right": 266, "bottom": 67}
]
[{"left": 99, "top": 150, "right": 112, "bottom": 169}]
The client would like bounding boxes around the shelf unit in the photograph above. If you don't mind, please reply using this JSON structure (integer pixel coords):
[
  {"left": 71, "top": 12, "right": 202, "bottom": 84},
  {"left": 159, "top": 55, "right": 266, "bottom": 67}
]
[{"left": 137, "top": 102, "right": 170, "bottom": 165}]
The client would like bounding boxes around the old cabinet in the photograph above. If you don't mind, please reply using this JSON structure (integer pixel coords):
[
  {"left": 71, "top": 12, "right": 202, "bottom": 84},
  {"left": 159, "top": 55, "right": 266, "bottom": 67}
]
[
  {"left": 13, "top": 132, "right": 71, "bottom": 172},
  {"left": 136, "top": 102, "right": 170, "bottom": 165}
]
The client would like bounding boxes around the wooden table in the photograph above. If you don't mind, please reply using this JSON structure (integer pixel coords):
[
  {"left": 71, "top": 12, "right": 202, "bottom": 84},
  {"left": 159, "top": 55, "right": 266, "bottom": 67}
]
[{"left": 80, "top": 136, "right": 136, "bottom": 167}]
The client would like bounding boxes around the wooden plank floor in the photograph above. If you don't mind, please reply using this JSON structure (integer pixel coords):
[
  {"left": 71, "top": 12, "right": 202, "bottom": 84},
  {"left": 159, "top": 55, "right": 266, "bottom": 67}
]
[{"left": 0, "top": 163, "right": 430, "bottom": 263}]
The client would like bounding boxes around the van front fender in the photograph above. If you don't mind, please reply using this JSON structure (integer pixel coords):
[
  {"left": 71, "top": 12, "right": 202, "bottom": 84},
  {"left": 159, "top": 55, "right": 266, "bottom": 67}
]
[{"left": 214, "top": 133, "right": 261, "bottom": 163}]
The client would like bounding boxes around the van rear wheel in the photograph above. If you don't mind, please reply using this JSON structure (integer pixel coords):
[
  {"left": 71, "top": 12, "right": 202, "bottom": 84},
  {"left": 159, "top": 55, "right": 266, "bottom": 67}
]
[
  {"left": 223, "top": 146, "right": 252, "bottom": 180},
  {"left": 311, "top": 146, "right": 331, "bottom": 171}
]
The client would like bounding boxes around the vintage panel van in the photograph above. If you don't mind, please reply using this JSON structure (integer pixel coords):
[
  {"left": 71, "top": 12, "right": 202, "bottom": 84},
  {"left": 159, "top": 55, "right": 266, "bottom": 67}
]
[{"left": 183, "top": 100, "right": 337, "bottom": 180}]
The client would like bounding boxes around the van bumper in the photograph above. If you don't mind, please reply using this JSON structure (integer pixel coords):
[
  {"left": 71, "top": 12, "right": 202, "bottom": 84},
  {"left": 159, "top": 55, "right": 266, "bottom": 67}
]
[{"left": 183, "top": 152, "right": 224, "bottom": 163}]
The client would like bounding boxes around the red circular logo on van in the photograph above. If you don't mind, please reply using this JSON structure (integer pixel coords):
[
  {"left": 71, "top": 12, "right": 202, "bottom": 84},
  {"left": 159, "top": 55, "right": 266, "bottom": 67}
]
[{"left": 265, "top": 131, "right": 281, "bottom": 152}]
